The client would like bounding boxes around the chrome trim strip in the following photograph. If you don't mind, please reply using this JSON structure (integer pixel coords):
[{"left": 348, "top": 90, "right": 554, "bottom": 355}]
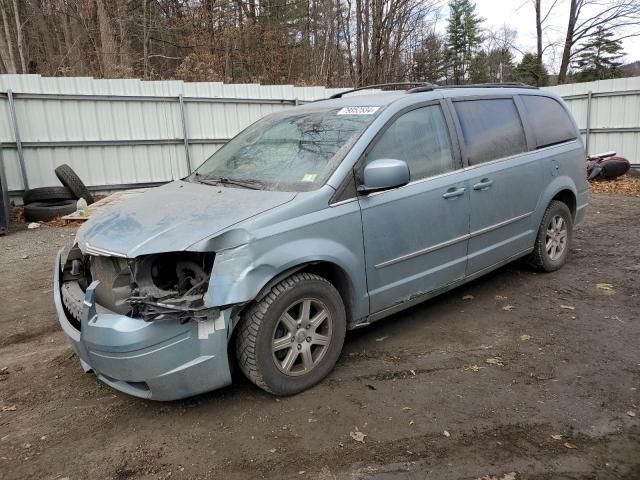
[
  {"left": 374, "top": 211, "right": 533, "bottom": 269},
  {"left": 469, "top": 211, "right": 532, "bottom": 238},
  {"left": 375, "top": 233, "right": 470, "bottom": 269}
]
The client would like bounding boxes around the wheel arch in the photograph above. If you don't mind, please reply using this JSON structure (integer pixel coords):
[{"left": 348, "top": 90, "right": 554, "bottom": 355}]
[
  {"left": 551, "top": 188, "right": 577, "bottom": 220},
  {"left": 252, "top": 261, "right": 357, "bottom": 327}
]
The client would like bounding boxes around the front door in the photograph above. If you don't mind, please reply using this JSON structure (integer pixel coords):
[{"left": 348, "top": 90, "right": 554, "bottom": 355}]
[{"left": 358, "top": 103, "right": 470, "bottom": 314}]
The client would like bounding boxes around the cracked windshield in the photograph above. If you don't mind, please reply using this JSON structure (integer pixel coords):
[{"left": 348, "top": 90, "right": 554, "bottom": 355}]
[{"left": 193, "top": 107, "right": 379, "bottom": 191}]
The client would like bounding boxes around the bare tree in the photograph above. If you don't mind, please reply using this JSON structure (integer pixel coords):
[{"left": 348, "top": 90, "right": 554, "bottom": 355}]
[
  {"left": 558, "top": 0, "right": 640, "bottom": 84},
  {"left": 533, "top": 0, "right": 559, "bottom": 85}
]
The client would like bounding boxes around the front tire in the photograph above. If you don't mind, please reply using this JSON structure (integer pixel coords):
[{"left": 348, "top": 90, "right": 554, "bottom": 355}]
[
  {"left": 527, "top": 200, "right": 573, "bottom": 272},
  {"left": 235, "top": 273, "right": 346, "bottom": 395}
]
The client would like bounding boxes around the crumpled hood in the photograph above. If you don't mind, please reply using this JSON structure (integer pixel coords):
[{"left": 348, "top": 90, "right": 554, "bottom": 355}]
[{"left": 75, "top": 180, "right": 296, "bottom": 257}]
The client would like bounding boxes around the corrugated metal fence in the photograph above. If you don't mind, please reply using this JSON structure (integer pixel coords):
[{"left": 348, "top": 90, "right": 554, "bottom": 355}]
[
  {"left": 0, "top": 75, "right": 346, "bottom": 195},
  {"left": 0, "top": 75, "right": 638, "bottom": 198},
  {"left": 545, "top": 77, "right": 640, "bottom": 163}
]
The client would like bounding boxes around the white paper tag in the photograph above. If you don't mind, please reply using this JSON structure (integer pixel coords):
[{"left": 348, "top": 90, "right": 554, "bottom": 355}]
[
  {"left": 197, "top": 318, "right": 216, "bottom": 339},
  {"left": 337, "top": 106, "right": 380, "bottom": 115}
]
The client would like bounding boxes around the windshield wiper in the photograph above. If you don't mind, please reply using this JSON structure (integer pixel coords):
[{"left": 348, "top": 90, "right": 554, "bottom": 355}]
[{"left": 194, "top": 174, "right": 265, "bottom": 190}]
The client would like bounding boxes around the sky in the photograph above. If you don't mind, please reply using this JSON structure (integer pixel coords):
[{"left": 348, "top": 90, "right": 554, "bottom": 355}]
[{"left": 437, "top": 0, "right": 640, "bottom": 73}]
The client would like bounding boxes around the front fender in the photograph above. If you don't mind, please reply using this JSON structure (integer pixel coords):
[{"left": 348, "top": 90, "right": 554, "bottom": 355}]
[{"left": 203, "top": 238, "right": 366, "bottom": 317}]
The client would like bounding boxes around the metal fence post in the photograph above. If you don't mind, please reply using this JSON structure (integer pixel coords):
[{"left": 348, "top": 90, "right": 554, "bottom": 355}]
[
  {"left": 6, "top": 89, "right": 29, "bottom": 190},
  {"left": 178, "top": 94, "right": 192, "bottom": 174},
  {"left": 585, "top": 90, "right": 592, "bottom": 155}
]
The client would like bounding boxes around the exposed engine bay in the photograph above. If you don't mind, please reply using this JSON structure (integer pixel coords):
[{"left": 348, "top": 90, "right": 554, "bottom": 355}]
[{"left": 61, "top": 244, "right": 214, "bottom": 324}]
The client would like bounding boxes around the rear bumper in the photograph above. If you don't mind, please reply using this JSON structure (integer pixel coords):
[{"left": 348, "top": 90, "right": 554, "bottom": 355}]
[
  {"left": 53, "top": 251, "right": 232, "bottom": 401},
  {"left": 575, "top": 189, "right": 589, "bottom": 225}
]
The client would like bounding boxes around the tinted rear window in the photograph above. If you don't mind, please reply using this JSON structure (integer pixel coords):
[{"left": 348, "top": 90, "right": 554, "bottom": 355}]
[
  {"left": 521, "top": 95, "right": 577, "bottom": 148},
  {"left": 454, "top": 98, "right": 527, "bottom": 165}
]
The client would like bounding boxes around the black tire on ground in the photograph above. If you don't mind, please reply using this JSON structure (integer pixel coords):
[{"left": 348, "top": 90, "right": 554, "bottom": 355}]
[
  {"left": 235, "top": 272, "right": 346, "bottom": 395},
  {"left": 527, "top": 200, "right": 573, "bottom": 272},
  {"left": 23, "top": 186, "right": 76, "bottom": 204},
  {"left": 23, "top": 200, "right": 77, "bottom": 222},
  {"left": 54, "top": 164, "right": 94, "bottom": 205}
]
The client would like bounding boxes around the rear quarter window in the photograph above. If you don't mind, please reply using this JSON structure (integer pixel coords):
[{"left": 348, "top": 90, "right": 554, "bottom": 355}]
[
  {"left": 521, "top": 95, "right": 577, "bottom": 148},
  {"left": 453, "top": 98, "right": 527, "bottom": 165}
]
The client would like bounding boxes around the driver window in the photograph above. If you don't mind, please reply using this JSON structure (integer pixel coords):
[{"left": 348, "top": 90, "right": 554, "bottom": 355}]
[{"left": 367, "top": 105, "right": 454, "bottom": 181}]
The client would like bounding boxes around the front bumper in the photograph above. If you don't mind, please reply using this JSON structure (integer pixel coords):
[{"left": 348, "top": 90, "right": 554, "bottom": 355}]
[{"left": 53, "top": 251, "right": 232, "bottom": 401}]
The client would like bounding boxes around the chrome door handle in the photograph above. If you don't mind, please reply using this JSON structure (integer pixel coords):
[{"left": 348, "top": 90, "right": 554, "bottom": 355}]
[
  {"left": 442, "top": 187, "right": 465, "bottom": 199},
  {"left": 473, "top": 178, "right": 494, "bottom": 190}
]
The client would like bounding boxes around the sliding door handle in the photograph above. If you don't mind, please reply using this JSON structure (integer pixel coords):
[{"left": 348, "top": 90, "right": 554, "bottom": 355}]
[
  {"left": 442, "top": 187, "right": 466, "bottom": 199},
  {"left": 473, "top": 178, "right": 494, "bottom": 190}
]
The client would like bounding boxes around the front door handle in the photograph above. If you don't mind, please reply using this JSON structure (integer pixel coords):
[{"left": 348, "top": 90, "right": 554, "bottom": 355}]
[
  {"left": 442, "top": 187, "right": 466, "bottom": 199},
  {"left": 473, "top": 178, "right": 494, "bottom": 190}
]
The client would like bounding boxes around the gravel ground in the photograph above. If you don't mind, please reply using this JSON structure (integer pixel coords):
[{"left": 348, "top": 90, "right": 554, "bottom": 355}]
[{"left": 0, "top": 193, "right": 639, "bottom": 480}]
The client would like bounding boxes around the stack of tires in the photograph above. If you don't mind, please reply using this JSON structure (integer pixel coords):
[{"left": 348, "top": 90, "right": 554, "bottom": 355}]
[{"left": 23, "top": 164, "right": 94, "bottom": 222}]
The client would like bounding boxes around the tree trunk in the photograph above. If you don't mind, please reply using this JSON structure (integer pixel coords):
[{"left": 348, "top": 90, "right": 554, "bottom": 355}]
[
  {"left": 558, "top": 0, "right": 577, "bottom": 84},
  {"left": 535, "top": 0, "right": 543, "bottom": 86},
  {"left": 0, "top": 0, "right": 17, "bottom": 73},
  {"left": 95, "top": 0, "right": 117, "bottom": 77},
  {"left": 12, "top": 0, "right": 26, "bottom": 73}
]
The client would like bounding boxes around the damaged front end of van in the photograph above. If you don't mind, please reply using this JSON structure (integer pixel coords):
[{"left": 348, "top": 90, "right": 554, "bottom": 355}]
[{"left": 53, "top": 180, "right": 297, "bottom": 400}]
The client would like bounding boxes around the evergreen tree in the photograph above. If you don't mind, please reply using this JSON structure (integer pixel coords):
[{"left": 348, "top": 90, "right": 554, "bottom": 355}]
[
  {"left": 414, "top": 32, "right": 448, "bottom": 83},
  {"left": 572, "top": 27, "right": 625, "bottom": 82},
  {"left": 516, "top": 52, "right": 549, "bottom": 86},
  {"left": 469, "top": 50, "right": 489, "bottom": 83},
  {"left": 446, "top": 0, "right": 483, "bottom": 84}
]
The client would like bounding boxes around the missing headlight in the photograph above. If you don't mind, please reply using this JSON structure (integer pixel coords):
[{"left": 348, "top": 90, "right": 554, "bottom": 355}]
[{"left": 128, "top": 252, "right": 215, "bottom": 322}]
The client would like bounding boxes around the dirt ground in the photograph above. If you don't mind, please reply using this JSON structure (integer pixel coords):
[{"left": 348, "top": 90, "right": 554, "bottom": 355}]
[{"left": 0, "top": 193, "right": 639, "bottom": 480}]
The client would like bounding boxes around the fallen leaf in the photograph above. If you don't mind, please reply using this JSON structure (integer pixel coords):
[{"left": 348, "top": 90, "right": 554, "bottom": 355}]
[
  {"left": 520, "top": 334, "right": 531, "bottom": 341},
  {"left": 560, "top": 305, "right": 575, "bottom": 310},
  {"left": 563, "top": 441, "right": 578, "bottom": 449},
  {"left": 443, "top": 430, "right": 451, "bottom": 437},
  {"left": 503, "top": 305, "right": 514, "bottom": 311},
  {"left": 485, "top": 357, "right": 504, "bottom": 366},
  {"left": 402, "top": 406, "right": 412, "bottom": 411},
  {"left": 465, "top": 364, "right": 483, "bottom": 372},
  {"left": 551, "top": 434, "right": 563, "bottom": 440},
  {"left": 269, "top": 448, "right": 276, "bottom": 453},
  {"left": 1, "top": 406, "right": 16, "bottom": 412},
  {"left": 350, "top": 429, "right": 366, "bottom": 443},
  {"left": 462, "top": 294, "right": 474, "bottom": 300},
  {"left": 596, "top": 283, "right": 614, "bottom": 291},
  {"left": 627, "top": 411, "right": 636, "bottom": 417}
]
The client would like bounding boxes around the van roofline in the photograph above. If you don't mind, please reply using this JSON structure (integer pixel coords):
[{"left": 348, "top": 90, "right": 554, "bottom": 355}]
[{"left": 329, "top": 82, "right": 538, "bottom": 99}]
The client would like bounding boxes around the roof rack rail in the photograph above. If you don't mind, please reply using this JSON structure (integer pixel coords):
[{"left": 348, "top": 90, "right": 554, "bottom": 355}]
[
  {"left": 414, "top": 82, "right": 538, "bottom": 91},
  {"left": 329, "top": 82, "right": 436, "bottom": 99}
]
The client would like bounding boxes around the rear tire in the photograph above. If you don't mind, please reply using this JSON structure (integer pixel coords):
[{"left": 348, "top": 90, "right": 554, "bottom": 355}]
[
  {"left": 235, "top": 273, "right": 346, "bottom": 395},
  {"left": 527, "top": 200, "right": 573, "bottom": 272}
]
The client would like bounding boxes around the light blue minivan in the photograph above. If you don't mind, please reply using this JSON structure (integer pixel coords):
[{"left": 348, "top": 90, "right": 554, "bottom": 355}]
[{"left": 55, "top": 83, "right": 588, "bottom": 400}]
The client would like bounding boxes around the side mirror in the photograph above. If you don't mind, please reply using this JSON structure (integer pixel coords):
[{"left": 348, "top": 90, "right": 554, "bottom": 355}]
[{"left": 358, "top": 158, "right": 410, "bottom": 194}]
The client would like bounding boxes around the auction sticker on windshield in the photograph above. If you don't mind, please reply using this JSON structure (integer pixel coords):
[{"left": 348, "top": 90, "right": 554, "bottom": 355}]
[{"left": 337, "top": 106, "right": 380, "bottom": 115}]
